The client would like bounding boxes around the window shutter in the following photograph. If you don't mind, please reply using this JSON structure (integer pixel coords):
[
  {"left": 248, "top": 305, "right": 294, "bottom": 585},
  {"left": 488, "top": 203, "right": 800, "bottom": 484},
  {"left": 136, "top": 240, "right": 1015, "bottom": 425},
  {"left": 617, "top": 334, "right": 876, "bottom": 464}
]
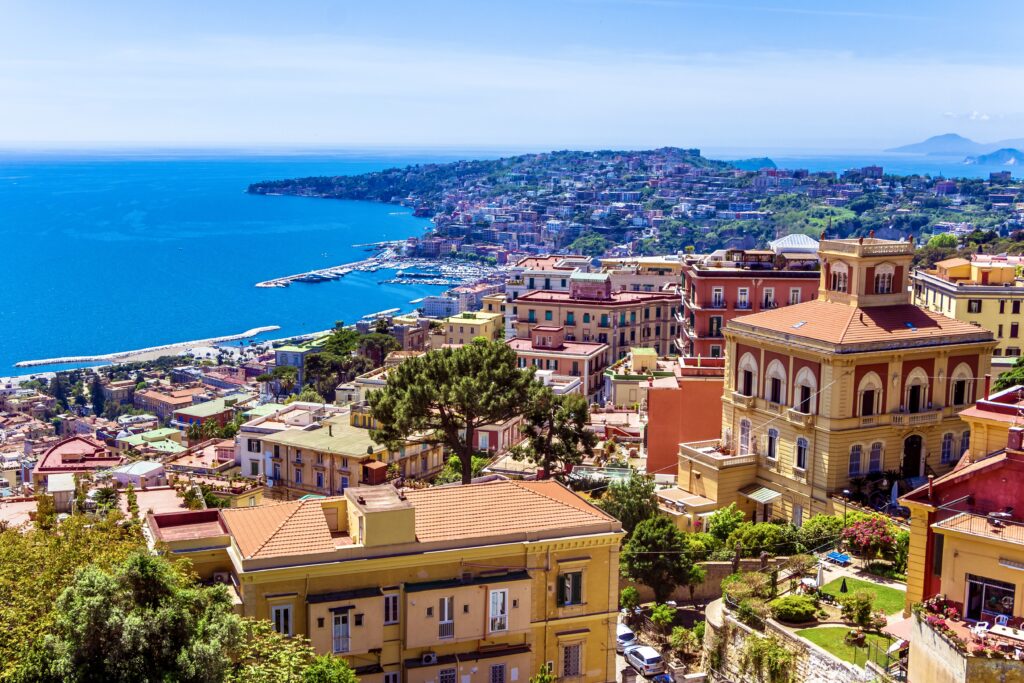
[
  {"left": 556, "top": 576, "right": 566, "bottom": 605},
  {"left": 571, "top": 573, "right": 582, "bottom": 605}
]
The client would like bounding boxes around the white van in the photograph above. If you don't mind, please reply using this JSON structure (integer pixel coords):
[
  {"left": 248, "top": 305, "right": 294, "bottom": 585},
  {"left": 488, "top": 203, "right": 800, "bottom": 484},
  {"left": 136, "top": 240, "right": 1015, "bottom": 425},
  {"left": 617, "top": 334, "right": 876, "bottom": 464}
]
[{"left": 616, "top": 623, "right": 638, "bottom": 653}]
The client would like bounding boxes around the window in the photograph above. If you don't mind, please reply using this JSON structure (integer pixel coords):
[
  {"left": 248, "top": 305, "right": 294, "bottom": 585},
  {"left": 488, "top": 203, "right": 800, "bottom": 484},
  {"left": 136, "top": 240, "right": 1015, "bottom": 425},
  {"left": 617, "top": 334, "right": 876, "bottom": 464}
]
[
  {"left": 960, "top": 431, "right": 971, "bottom": 459},
  {"left": 737, "top": 288, "right": 750, "bottom": 309},
  {"left": 247, "top": 438, "right": 261, "bottom": 452},
  {"left": 1001, "top": 300, "right": 1007, "bottom": 314},
  {"left": 545, "top": 310, "right": 553, "bottom": 321},
  {"left": 384, "top": 673, "right": 400, "bottom": 683},
  {"left": 830, "top": 262, "right": 849, "bottom": 292},
  {"left": 999, "top": 324, "right": 1004, "bottom": 338},
  {"left": 766, "top": 359, "right": 786, "bottom": 404},
  {"left": 869, "top": 442, "right": 883, "bottom": 473},
  {"left": 763, "top": 287, "right": 775, "bottom": 308},
  {"left": 769, "top": 377, "right": 782, "bottom": 403},
  {"left": 272, "top": 463, "right": 281, "bottom": 480},
  {"left": 315, "top": 471, "right": 324, "bottom": 489},
  {"left": 1015, "top": 301, "right": 1022, "bottom": 315},
  {"left": 250, "top": 460, "right": 260, "bottom": 476},
  {"left": 795, "top": 438, "right": 808, "bottom": 470},
  {"left": 952, "top": 379, "right": 968, "bottom": 405},
  {"left": 712, "top": 287, "right": 725, "bottom": 307},
  {"left": 766, "top": 428, "right": 778, "bottom": 461},
  {"left": 711, "top": 345, "right": 722, "bottom": 358},
  {"left": 789, "top": 288, "right": 801, "bottom": 305},
  {"left": 440, "top": 669, "right": 457, "bottom": 683},
  {"left": 562, "top": 643, "right": 582, "bottom": 677},
  {"left": 739, "top": 419, "right": 752, "bottom": 456},
  {"left": 332, "top": 613, "right": 350, "bottom": 653},
  {"left": 709, "top": 316, "right": 723, "bottom": 338},
  {"left": 583, "top": 313, "right": 590, "bottom": 323},
  {"left": 294, "top": 469, "right": 303, "bottom": 485},
  {"left": 383, "top": 593, "right": 399, "bottom": 624},
  {"left": 738, "top": 353, "right": 758, "bottom": 396},
  {"left": 271, "top": 605, "right": 292, "bottom": 636},
  {"left": 340, "top": 476, "right": 349, "bottom": 491},
  {"left": 438, "top": 596, "right": 454, "bottom": 639},
  {"left": 941, "top": 433, "right": 954, "bottom": 464},
  {"left": 848, "top": 445, "right": 862, "bottom": 477},
  {"left": 874, "top": 266, "right": 894, "bottom": 295},
  {"left": 968, "top": 299, "right": 982, "bottom": 313},
  {"left": 489, "top": 589, "right": 508, "bottom": 632},
  {"left": 490, "top": 664, "right": 507, "bottom": 683},
  {"left": 558, "top": 571, "right": 583, "bottom": 606},
  {"left": 1013, "top": 323, "right": 1020, "bottom": 339}
]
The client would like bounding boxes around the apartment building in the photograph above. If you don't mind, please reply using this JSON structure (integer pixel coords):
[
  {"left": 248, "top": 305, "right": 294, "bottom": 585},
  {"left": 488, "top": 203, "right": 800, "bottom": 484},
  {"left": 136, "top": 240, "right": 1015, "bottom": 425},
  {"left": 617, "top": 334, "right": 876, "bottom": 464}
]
[
  {"left": 133, "top": 386, "right": 206, "bottom": 421},
  {"left": 433, "top": 311, "right": 504, "bottom": 347},
  {"left": 679, "top": 246, "right": 820, "bottom": 359},
  {"left": 259, "top": 404, "right": 444, "bottom": 499},
  {"left": 672, "top": 237, "right": 995, "bottom": 527},
  {"left": 911, "top": 254, "right": 1024, "bottom": 365},
  {"left": 507, "top": 326, "right": 609, "bottom": 401},
  {"left": 513, "top": 272, "right": 679, "bottom": 359},
  {"left": 148, "top": 479, "right": 623, "bottom": 683}
]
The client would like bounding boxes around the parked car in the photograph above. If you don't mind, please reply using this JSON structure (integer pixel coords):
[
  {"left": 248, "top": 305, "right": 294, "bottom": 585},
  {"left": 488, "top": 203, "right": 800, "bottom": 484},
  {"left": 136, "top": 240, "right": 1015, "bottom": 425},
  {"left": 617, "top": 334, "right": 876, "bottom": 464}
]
[
  {"left": 624, "top": 645, "right": 665, "bottom": 676},
  {"left": 616, "top": 623, "right": 638, "bottom": 653}
]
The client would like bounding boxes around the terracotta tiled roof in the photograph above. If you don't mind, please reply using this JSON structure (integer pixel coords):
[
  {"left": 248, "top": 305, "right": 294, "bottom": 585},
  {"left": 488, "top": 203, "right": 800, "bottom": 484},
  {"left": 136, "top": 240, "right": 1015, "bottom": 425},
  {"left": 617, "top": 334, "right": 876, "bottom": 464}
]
[
  {"left": 729, "top": 300, "right": 992, "bottom": 347},
  {"left": 221, "top": 499, "right": 336, "bottom": 559},
  {"left": 405, "top": 479, "right": 618, "bottom": 543}
]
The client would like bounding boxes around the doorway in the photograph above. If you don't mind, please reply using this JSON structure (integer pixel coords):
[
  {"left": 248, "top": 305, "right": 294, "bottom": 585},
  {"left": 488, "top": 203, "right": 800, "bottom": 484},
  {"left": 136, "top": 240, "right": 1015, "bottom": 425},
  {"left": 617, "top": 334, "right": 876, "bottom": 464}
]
[{"left": 902, "top": 435, "right": 923, "bottom": 479}]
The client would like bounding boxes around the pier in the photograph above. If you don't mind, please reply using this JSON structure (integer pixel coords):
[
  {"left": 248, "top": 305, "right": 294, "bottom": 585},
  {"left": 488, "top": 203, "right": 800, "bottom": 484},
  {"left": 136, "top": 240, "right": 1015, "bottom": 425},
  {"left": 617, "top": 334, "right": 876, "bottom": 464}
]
[{"left": 255, "top": 248, "right": 399, "bottom": 288}]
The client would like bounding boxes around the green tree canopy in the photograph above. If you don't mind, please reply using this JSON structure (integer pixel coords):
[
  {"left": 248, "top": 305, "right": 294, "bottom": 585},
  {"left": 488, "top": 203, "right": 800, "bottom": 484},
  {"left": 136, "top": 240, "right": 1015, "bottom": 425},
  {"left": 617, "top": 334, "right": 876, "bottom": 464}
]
[
  {"left": 511, "top": 386, "right": 596, "bottom": 479},
  {"left": 705, "top": 503, "right": 745, "bottom": 544},
  {"left": 994, "top": 356, "right": 1024, "bottom": 392},
  {"left": 89, "top": 374, "right": 105, "bottom": 417},
  {"left": 596, "top": 473, "right": 658, "bottom": 537},
  {"left": 369, "top": 340, "right": 535, "bottom": 484},
  {"left": 621, "top": 515, "right": 694, "bottom": 603}
]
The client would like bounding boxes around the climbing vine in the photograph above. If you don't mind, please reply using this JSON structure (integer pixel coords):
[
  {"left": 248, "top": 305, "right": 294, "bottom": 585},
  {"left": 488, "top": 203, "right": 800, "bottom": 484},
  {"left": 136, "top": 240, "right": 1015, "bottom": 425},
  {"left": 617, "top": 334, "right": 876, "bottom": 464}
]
[{"left": 741, "top": 634, "right": 795, "bottom": 683}]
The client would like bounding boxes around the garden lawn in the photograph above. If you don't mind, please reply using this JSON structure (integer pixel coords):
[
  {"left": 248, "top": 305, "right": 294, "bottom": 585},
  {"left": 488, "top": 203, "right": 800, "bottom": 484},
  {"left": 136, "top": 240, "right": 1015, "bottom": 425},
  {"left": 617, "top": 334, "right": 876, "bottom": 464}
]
[
  {"left": 795, "top": 627, "right": 892, "bottom": 667},
  {"left": 820, "top": 576, "right": 905, "bottom": 614}
]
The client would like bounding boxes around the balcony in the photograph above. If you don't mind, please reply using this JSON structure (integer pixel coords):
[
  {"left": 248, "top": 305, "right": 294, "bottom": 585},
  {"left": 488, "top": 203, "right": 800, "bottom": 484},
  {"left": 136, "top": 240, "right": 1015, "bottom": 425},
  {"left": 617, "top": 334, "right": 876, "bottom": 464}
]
[
  {"left": 891, "top": 409, "right": 940, "bottom": 426},
  {"left": 934, "top": 510, "right": 1024, "bottom": 546},
  {"left": 438, "top": 621, "right": 454, "bottom": 639},
  {"left": 708, "top": 300, "right": 727, "bottom": 310},
  {"left": 734, "top": 301, "right": 751, "bottom": 310},
  {"left": 731, "top": 391, "right": 755, "bottom": 408},
  {"left": 680, "top": 439, "right": 757, "bottom": 469},
  {"left": 332, "top": 636, "right": 350, "bottom": 653},
  {"left": 786, "top": 408, "right": 815, "bottom": 427}
]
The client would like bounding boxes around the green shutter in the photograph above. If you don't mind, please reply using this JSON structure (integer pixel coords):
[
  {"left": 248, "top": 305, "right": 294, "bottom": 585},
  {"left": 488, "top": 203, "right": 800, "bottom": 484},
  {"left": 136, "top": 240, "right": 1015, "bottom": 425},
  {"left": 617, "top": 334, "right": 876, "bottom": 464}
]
[
  {"left": 571, "top": 573, "right": 582, "bottom": 605},
  {"left": 556, "top": 575, "right": 566, "bottom": 605}
]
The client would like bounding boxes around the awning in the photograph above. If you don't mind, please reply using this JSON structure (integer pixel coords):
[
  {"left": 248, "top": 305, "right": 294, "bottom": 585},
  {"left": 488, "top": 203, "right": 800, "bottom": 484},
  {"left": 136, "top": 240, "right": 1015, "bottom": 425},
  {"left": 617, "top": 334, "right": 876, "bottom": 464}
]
[
  {"left": 883, "top": 617, "right": 915, "bottom": 642},
  {"left": 999, "top": 558, "right": 1024, "bottom": 571},
  {"left": 739, "top": 484, "right": 782, "bottom": 504}
]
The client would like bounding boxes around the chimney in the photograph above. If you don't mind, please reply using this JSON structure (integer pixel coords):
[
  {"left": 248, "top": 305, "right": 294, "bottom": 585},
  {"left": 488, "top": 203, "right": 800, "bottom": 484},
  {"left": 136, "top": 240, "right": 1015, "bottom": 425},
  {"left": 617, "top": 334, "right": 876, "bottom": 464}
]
[
  {"left": 984, "top": 373, "right": 991, "bottom": 400},
  {"left": 927, "top": 474, "right": 934, "bottom": 501}
]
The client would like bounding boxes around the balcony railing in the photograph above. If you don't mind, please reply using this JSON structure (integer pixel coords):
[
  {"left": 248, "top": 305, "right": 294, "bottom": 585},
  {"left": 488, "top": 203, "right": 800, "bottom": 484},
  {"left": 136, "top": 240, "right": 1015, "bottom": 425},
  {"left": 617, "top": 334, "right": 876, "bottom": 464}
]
[
  {"left": 333, "top": 636, "right": 350, "bottom": 653},
  {"left": 708, "top": 300, "right": 727, "bottom": 310},
  {"left": 731, "top": 391, "right": 755, "bottom": 408},
  {"left": 735, "top": 301, "right": 751, "bottom": 310},
  {"left": 891, "top": 409, "right": 940, "bottom": 426},
  {"left": 439, "top": 621, "right": 454, "bottom": 639},
  {"left": 680, "top": 439, "right": 758, "bottom": 469},
  {"left": 934, "top": 510, "right": 1024, "bottom": 546}
]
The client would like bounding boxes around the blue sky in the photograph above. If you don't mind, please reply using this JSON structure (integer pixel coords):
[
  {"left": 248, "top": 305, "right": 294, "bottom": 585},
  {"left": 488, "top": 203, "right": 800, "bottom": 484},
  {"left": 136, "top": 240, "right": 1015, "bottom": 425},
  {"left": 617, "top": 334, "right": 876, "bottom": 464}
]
[{"left": 1, "top": 0, "right": 1022, "bottom": 151}]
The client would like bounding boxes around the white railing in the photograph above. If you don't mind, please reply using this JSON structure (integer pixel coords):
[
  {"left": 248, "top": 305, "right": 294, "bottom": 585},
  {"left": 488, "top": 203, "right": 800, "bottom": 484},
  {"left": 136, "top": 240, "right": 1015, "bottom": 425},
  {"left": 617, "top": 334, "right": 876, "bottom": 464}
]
[{"left": 439, "top": 621, "right": 454, "bottom": 639}]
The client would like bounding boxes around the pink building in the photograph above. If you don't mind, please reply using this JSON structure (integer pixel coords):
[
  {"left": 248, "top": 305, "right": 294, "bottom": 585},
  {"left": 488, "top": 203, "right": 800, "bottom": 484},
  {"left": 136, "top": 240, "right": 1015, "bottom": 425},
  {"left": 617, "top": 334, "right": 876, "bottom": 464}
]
[{"left": 508, "top": 326, "right": 610, "bottom": 401}]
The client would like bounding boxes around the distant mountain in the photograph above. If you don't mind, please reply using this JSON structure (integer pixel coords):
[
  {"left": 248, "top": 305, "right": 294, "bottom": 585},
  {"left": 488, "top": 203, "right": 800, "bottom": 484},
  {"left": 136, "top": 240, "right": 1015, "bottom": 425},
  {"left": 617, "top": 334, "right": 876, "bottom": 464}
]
[
  {"left": 728, "top": 157, "right": 776, "bottom": 171},
  {"left": 888, "top": 133, "right": 1024, "bottom": 156},
  {"left": 887, "top": 133, "right": 987, "bottom": 156},
  {"left": 964, "top": 148, "right": 1024, "bottom": 166}
]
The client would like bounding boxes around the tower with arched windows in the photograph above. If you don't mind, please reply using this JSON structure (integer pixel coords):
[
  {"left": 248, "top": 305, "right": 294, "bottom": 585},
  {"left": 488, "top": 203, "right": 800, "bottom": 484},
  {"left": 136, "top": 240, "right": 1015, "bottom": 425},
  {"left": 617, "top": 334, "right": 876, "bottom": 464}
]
[{"left": 671, "top": 236, "right": 996, "bottom": 528}]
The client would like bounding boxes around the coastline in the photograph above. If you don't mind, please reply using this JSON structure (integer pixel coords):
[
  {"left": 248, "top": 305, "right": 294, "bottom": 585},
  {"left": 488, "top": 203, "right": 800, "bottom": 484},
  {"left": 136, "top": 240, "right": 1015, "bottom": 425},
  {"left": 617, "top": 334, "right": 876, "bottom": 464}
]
[{"left": 13, "top": 325, "right": 281, "bottom": 369}]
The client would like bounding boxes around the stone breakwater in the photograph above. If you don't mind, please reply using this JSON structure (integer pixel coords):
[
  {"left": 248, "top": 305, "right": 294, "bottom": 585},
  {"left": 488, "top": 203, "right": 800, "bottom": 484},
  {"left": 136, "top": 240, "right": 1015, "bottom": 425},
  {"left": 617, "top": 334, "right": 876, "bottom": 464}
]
[{"left": 14, "top": 325, "right": 281, "bottom": 368}]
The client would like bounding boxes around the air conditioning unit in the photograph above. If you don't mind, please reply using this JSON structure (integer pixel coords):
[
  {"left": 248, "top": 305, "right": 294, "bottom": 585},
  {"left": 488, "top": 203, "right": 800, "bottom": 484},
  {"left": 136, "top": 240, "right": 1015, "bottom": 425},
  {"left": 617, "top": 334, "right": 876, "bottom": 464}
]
[
  {"left": 421, "top": 652, "right": 438, "bottom": 666},
  {"left": 213, "top": 571, "right": 230, "bottom": 585}
]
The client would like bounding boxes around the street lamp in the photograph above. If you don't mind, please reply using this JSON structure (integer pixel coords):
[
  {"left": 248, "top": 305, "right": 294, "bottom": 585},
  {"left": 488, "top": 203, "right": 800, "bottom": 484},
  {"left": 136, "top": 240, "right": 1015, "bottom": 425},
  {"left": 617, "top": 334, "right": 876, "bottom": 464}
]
[{"left": 841, "top": 488, "right": 851, "bottom": 542}]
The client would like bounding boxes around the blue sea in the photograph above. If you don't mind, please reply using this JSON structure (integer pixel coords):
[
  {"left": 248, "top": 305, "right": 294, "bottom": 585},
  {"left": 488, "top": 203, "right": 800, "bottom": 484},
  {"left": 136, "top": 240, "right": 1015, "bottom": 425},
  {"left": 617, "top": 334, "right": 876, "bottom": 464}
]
[
  {"left": 0, "top": 151, "right": 484, "bottom": 375},
  {"left": 1, "top": 147, "right": 1014, "bottom": 376}
]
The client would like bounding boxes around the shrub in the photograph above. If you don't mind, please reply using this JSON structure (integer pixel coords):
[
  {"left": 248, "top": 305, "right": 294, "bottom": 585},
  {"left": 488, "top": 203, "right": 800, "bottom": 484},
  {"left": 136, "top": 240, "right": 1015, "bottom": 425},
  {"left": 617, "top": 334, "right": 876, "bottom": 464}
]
[
  {"left": 840, "top": 590, "right": 875, "bottom": 628},
  {"left": 722, "top": 571, "right": 772, "bottom": 603},
  {"left": 741, "top": 634, "right": 794, "bottom": 683},
  {"left": 769, "top": 595, "right": 818, "bottom": 623},
  {"left": 737, "top": 598, "right": 769, "bottom": 628},
  {"left": 842, "top": 516, "right": 896, "bottom": 558},
  {"left": 707, "top": 503, "right": 746, "bottom": 544},
  {"left": 797, "top": 514, "right": 843, "bottom": 552},
  {"left": 783, "top": 553, "right": 817, "bottom": 577},
  {"left": 650, "top": 603, "right": 676, "bottom": 633},
  {"left": 620, "top": 586, "right": 640, "bottom": 611},
  {"left": 669, "top": 626, "right": 697, "bottom": 655},
  {"left": 727, "top": 522, "right": 799, "bottom": 557},
  {"left": 693, "top": 620, "right": 706, "bottom": 643},
  {"left": 892, "top": 530, "right": 910, "bottom": 573}
]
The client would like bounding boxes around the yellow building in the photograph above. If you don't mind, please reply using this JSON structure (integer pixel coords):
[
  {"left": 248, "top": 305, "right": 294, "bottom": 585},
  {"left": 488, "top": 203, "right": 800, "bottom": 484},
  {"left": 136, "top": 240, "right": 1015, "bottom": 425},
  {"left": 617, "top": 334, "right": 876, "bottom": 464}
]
[
  {"left": 148, "top": 480, "right": 624, "bottom": 683},
  {"left": 912, "top": 255, "right": 1024, "bottom": 367},
  {"left": 434, "top": 311, "right": 504, "bottom": 347},
  {"left": 261, "top": 405, "right": 444, "bottom": 499},
  {"left": 672, "top": 236, "right": 995, "bottom": 527}
]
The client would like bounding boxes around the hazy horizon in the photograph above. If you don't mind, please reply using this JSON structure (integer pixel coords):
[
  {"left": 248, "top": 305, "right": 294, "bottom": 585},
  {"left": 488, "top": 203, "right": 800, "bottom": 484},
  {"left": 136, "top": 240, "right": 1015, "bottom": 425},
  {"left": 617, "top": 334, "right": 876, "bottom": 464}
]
[{"left": 3, "top": 0, "right": 1023, "bottom": 150}]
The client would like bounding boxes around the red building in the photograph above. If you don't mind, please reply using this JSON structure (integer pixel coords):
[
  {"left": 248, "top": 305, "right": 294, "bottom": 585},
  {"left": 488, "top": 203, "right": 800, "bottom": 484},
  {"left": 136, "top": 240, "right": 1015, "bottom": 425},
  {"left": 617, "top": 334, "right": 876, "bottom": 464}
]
[
  {"left": 32, "top": 435, "right": 124, "bottom": 488},
  {"left": 680, "top": 247, "right": 820, "bottom": 358}
]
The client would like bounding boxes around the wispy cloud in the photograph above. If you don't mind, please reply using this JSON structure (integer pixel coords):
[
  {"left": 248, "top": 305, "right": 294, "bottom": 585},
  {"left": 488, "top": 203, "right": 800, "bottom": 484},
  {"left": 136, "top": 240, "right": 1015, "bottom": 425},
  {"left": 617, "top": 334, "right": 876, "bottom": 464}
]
[{"left": 944, "top": 111, "right": 992, "bottom": 122}]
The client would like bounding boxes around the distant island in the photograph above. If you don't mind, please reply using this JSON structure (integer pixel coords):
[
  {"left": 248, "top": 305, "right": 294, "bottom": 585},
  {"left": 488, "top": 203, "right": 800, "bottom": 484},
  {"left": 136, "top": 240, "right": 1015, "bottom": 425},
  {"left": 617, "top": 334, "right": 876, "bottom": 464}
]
[
  {"left": 965, "top": 148, "right": 1024, "bottom": 166},
  {"left": 888, "top": 132, "right": 1024, "bottom": 156}
]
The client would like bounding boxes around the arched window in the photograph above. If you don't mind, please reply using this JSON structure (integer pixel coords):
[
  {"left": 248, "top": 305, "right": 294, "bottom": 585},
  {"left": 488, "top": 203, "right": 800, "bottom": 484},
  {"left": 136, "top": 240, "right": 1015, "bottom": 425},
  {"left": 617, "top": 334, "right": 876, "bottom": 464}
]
[
  {"left": 794, "top": 366, "right": 818, "bottom": 414},
  {"left": 795, "top": 437, "right": 808, "bottom": 470},
  {"left": 874, "top": 263, "right": 895, "bottom": 295},
  {"left": 737, "top": 353, "right": 759, "bottom": 397},
  {"left": 739, "top": 419, "right": 752, "bottom": 455},
  {"left": 904, "top": 367, "right": 930, "bottom": 414},
  {"left": 869, "top": 442, "right": 883, "bottom": 473},
  {"left": 949, "top": 362, "right": 974, "bottom": 406},
  {"left": 857, "top": 371, "right": 883, "bottom": 417},
  {"left": 766, "top": 428, "right": 779, "bottom": 460},
  {"left": 941, "top": 433, "right": 954, "bottom": 464},
  {"left": 848, "top": 444, "right": 863, "bottom": 477},
  {"left": 830, "top": 261, "right": 849, "bottom": 293},
  {"left": 765, "top": 359, "right": 787, "bottom": 404},
  {"left": 960, "top": 431, "right": 971, "bottom": 460}
]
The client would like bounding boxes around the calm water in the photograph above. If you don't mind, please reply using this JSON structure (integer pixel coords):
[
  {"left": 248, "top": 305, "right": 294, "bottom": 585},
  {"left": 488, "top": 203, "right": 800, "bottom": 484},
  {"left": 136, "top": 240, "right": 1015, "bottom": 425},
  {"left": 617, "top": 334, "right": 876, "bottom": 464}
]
[{"left": 0, "top": 152, "right": 474, "bottom": 373}]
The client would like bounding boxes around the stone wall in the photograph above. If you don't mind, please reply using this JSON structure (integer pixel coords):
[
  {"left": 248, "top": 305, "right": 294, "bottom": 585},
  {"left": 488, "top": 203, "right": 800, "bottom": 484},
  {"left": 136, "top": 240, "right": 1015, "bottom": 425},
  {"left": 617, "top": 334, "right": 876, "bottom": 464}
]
[
  {"left": 702, "top": 598, "right": 873, "bottom": 683},
  {"left": 909, "top": 613, "right": 1024, "bottom": 683},
  {"left": 622, "top": 558, "right": 788, "bottom": 604}
]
